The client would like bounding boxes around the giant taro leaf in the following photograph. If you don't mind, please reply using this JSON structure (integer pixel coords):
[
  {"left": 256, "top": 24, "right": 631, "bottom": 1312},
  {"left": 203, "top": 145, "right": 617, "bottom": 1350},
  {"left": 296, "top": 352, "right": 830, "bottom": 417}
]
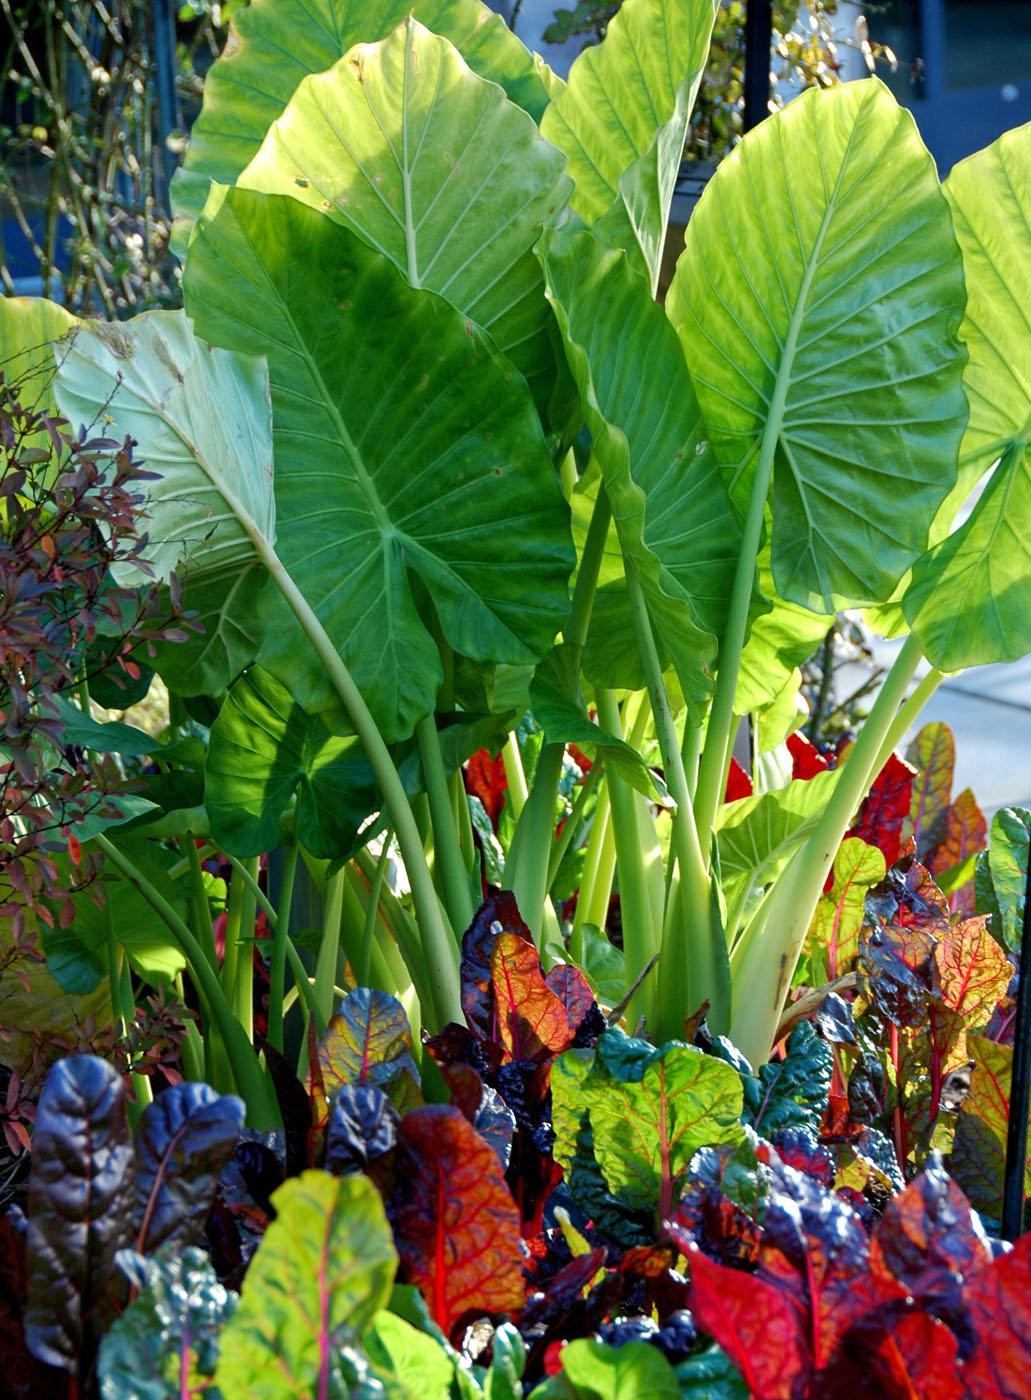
[
  {"left": 171, "top": 0, "right": 558, "bottom": 234},
  {"left": 53, "top": 309, "right": 275, "bottom": 696},
  {"left": 239, "top": 17, "right": 572, "bottom": 414},
  {"left": 391, "top": 1105, "right": 524, "bottom": 1338},
  {"left": 185, "top": 186, "right": 573, "bottom": 739},
  {"left": 540, "top": 224, "right": 739, "bottom": 708},
  {"left": 668, "top": 79, "right": 968, "bottom": 614},
  {"left": 98, "top": 1246, "right": 236, "bottom": 1400},
  {"left": 540, "top": 0, "right": 718, "bottom": 289},
  {"left": 904, "top": 123, "right": 1031, "bottom": 670},
  {"left": 25, "top": 1056, "right": 133, "bottom": 1372},
  {"left": 215, "top": 1170, "right": 397, "bottom": 1397},
  {"left": 133, "top": 1082, "right": 245, "bottom": 1255},
  {"left": 205, "top": 666, "right": 376, "bottom": 859}
]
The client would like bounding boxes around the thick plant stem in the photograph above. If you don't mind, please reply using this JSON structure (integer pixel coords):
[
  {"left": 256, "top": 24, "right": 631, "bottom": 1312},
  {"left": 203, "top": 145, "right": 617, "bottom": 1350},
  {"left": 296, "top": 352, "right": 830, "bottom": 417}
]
[
  {"left": 548, "top": 760, "right": 603, "bottom": 891},
  {"left": 254, "top": 542, "right": 461, "bottom": 1029},
  {"left": 502, "top": 733, "right": 529, "bottom": 818},
  {"left": 595, "top": 690, "right": 658, "bottom": 1028},
  {"left": 94, "top": 833, "right": 279, "bottom": 1128},
  {"left": 570, "top": 786, "right": 614, "bottom": 963},
  {"left": 731, "top": 633, "right": 926, "bottom": 1066},
  {"left": 314, "top": 866, "right": 346, "bottom": 1028},
  {"left": 505, "top": 740, "right": 566, "bottom": 943},
  {"left": 625, "top": 566, "right": 730, "bottom": 1038},
  {"left": 267, "top": 844, "right": 298, "bottom": 1054},
  {"left": 417, "top": 712, "right": 474, "bottom": 936}
]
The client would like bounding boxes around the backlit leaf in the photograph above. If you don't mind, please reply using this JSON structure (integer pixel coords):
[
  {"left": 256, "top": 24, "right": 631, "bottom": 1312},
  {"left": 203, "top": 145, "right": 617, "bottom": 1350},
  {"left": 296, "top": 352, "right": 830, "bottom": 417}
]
[
  {"left": 215, "top": 1171, "right": 397, "bottom": 1397},
  {"left": 933, "top": 917, "right": 1011, "bottom": 1028},
  {"left": 319, "top": 988, "right": 422, "bottom": 1110},
  {"left": 391, "top": 1105, "right": 524, "bottom": 1337},
  {"left": 906, "top": 722, "right": 955, "bottom": 856},
  {"left": 950, "top": 1033, "right": 1031, "bottom": 1217},
  {"left": 847, "top": 751, "right": 917, "bottom": 869},
  {"left": 491, "top": 933, "right": 575, "bottom": 1064},
  {"left": 807, "top": 837, "right": 885, "bottom": 979}
]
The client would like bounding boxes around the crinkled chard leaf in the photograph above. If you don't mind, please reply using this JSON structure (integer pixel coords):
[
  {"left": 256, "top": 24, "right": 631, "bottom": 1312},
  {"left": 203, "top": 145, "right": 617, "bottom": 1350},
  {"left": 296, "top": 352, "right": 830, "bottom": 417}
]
[
  {"left": 98, "top": 1246, "right": 236, "bottom": 1400},
  {"left": 134, "top": 1082, "right": 245, "bottom": 1255},
  {"left": 319, "top": 988, "right": 422, "bottom": 1111},
  {"left": 26, "top": 1055, "right": 133, "bottom": 1373},
  {"left": 325, "top": 1084, "right": 399, "bottom": 1177}
]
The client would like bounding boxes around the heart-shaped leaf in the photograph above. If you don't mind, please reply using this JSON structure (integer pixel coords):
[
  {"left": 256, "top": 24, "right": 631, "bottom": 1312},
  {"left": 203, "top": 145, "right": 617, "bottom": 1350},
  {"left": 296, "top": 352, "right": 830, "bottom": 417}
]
[{"left": 185, "top": 186, "right": 573, "bottom": 739}]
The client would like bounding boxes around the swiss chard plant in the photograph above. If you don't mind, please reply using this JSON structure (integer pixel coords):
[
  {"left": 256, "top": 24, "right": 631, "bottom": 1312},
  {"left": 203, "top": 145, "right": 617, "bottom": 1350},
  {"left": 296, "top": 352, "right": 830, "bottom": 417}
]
[{"left": 2, "top": 0, "right": 1029, "bottom": 1132}]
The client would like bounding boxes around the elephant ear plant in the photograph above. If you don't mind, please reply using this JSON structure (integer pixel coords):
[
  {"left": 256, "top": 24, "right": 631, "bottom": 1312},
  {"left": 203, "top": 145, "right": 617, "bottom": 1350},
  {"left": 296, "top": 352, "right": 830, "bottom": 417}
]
[{"left": 8, "top": 0, "right": 1029, "bottom": 1125}]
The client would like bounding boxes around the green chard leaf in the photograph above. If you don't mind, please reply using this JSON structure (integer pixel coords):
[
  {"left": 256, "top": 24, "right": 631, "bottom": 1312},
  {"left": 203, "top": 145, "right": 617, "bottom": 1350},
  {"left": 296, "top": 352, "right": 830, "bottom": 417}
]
[
  {"left": 214, "top": 1171, "right": 398, "bottom": 1398},
  {"left": 975, "top": 806, "right": 1030, "bottom": 951},
  {"left": 529, "top": 1339, "right": 681, "bottom": 1399}
]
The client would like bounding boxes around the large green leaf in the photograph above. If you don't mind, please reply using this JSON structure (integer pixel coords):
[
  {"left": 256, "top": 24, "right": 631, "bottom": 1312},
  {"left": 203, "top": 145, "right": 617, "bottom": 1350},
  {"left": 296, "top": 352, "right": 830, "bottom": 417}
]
[
  {"left": 540, "top": 225, "right": 739, "bottom": 709},
  {"left": 172, "top": 0, "right": 557, "bottom": 237},
  {"left": 540, "top": 0, "right": 718, "bottom": 288},
  {"left": 668, "top": 79, "right": 968, "bottom": 614},
  {"left": 529, "top": 1339, "right": 681, "bottom": 1400},
  {"left": 902, "top": 124, "right": 1031, "bottom": 669},
  {"left": 976, "top": 806, "right": 1030, "bottom": 952},
  {"left": 215, "top": 1170, "right": 397, "bottom": 1397},
  {"left": 716, "top": 769, "right": 839, "bottom": 890},
  {"left": 735, "top": 551, "right": 832, "bottom": 714},
  {"left": 54, "top": 311, "right": 273, "bottom": 589},
  {"left": 0, "top": 295, "right": 77, "bottom": 418},
  {"left": 148, "top": 559, "right": 268, "bottom": 698},
  {"left": 184, "top": 186, "right": 573, "bottom": 741},
  {"left": 205, "top": 666, "right": 375, "bottom": 859},
  {"left": 239, "top": 17, "right": 572, "bottom": 415}
]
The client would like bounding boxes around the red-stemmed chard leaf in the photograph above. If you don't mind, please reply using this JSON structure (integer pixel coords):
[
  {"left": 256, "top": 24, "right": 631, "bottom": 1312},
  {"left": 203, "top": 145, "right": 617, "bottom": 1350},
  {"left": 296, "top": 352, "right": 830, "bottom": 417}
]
[
  {"left": 724, "top": 757, "right": 752, "bottom": 801},
  {"left": 460, "top": 890, "right": 536, "bottom": 1046},
  {"left": 391, "top": 1105, "right": 524, "bottom": 1339},
  {"left": 847, "top": 751, "right": 917, "bottom": 867},
  {"left": 868, "top": 1155, "right": 991, "bottom": 1341},
  {"left": 318, "top": 987, "right": 421, "bottom": 1110},
  {"left": 25, "top": 1055, "right": 133, "bottom": 1374},
  {"left": 856, "top": 1312, "right": 965, "bottom": 1400},
  {"left": 214, "top": 1171, "right": 396, "bottom": 1398},
  {"left": 465, "top": 749, "right": 508, "bottom": 829},
  {"left": 950, "top": 1033, "right": 1031, "bottom": 1217},
  {"left": 687, "top": 1245, "right": 809, "bottom": 1400},
  {"left": 930, "top": 788, "right": 987, "bottom": 915},
  {"left": 133, "top": 1081, "right": 245, "bottom": 1254},
  {"left": 906, "top": 721, "right": 955, "bottom": 856},
  {"left": 545, "top": 962, "right": 597, "bottom": 1038},
  {"left": 934, "top": 916, "right": 1010, "bottom": 1027},
  {"left": 962, "top": 1231, "right": 1031, "bottom": 1399},
  {"left": 492, "top": 933, "right": 575, "bottom": 1064}
]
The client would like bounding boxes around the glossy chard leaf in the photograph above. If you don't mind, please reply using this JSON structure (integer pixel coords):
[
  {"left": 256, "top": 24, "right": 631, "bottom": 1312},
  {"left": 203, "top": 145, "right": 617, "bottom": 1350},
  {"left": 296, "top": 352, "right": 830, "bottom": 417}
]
[
  {"left": 460, "top": 889, "right": 536, "bottom": 1047},
  {"left": 904, "top": 124, "right": 1031, "bottom": 670},
  {"left": 205, "top": 666, "right": 376, "bottom": 859},
  {"left": 529, "top": 1338, "right": 682, "bottom": 1399},
  {"left": 239, "top": 17, "right": 572, "bottom": 417},
  {"left": 185, "top": 186, "right": 573, "bottom": 739},
  {"left": 540, "top": 224, "right": 738, "bottom": 710},
  {"left": 98, "top": 1246, "right": 236, "bottom": 1400},
  {"left": 325, "top": 1083, "right": 399, "bottom": 1176},
  {"left": 25, "top": 1056, "right": 133, "bottom": 1373},
  {"left": 933, "top": 917, "right": 1011, "bottom": 1029},
  {"left": 541, "top": 0, "right": 718, "bottom": 289},
  {"left": 687, "top": 1247, "right": 809, "bottom": 1400},
  {"left": 391, "top": 1105, "right": 524, "bottom": 1338},
  {"left": 738, "top": 1022, "right": 832, "bottom": 1138},
  {"left": 319, "top": 988, "right": 422, "bottom": 1110},
  {"left": 215, "top": 1170, "right": 397, "bottom": 1397},
  {"left": 171, "top": 0, "right": 558, "bottom": 234},
  {"left": 962, "top": 1231, "right": 1031, "bottom": 1400},
  {"left": 134, "top": 1083, "right": 245, "bottom": 1255},
  {"left": 53, "top": 310, "right": 274, "bottom": 697},
  {"left": 582, "top": 1040, "right": 744, "bottom": 1221},
  {"left": 668, "top": 79, "right": 967, "bottom": 614}
]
